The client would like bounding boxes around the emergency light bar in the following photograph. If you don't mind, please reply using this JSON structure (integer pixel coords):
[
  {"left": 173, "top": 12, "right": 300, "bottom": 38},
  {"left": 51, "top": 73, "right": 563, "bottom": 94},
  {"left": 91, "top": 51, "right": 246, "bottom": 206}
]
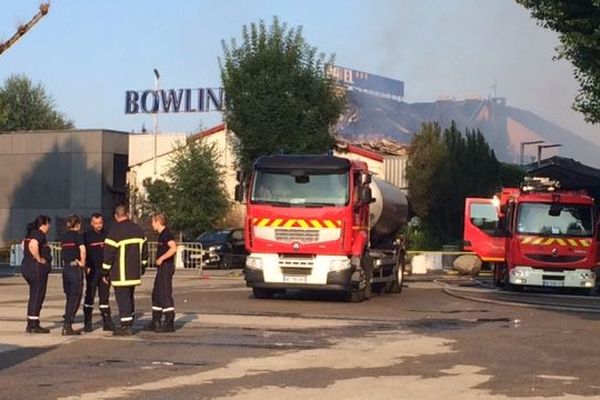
[{"left": 521, "top": 177, "right": 561, "bottom": 193}]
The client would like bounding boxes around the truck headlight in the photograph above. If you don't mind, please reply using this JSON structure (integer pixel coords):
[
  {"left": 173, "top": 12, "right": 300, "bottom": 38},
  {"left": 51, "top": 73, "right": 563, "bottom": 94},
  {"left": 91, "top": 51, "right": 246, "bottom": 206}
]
[
  {"left": 511, "top": 267, "right": 530, "bottom": 278},
  {"left": 246, "top": 256, "right": 263, "bottom": 270},
  {"left": 329, "top": 259, "right": 351, "bottom": 272}
]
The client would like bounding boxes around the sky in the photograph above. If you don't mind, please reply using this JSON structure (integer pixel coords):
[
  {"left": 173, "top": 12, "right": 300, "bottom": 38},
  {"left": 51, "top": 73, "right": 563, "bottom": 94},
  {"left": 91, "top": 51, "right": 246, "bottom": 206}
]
[{"left": 1, "top": 0, "right": 598, "bottom": 143}]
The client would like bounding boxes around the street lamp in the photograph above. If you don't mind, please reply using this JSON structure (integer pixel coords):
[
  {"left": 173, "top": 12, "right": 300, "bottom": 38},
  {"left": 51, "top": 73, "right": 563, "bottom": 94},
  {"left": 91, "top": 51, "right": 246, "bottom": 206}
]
[
  {"left": 520, "top": 140, "right": 545, "bottom": 166},
  {"left": 153, "top": 68, "right": 160, "bottom": 176},
  {"left": 537, "top": 144, "right": 562, "bottom": 167}
]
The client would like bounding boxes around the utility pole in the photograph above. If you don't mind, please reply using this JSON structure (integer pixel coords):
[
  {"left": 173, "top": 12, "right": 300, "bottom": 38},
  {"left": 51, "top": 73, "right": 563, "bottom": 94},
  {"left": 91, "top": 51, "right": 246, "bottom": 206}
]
[
  {"left": 0, "top": 3, "right": 50, "bottom": 56},
  {"left": 537, "top": 144, "right": 562, "bottom": 167},
  {"left": 153, "top": 68, "right": 160, "bottom": 176},
  {"left": 520, "top": 140, "right": 545, "bottom": 166}
]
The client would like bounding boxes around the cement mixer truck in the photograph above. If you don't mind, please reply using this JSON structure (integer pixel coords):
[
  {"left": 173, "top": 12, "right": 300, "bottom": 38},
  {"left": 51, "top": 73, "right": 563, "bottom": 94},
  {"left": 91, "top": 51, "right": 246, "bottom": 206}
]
[{"left": 237, "top": 154, "right": 408, "bottom": 302}]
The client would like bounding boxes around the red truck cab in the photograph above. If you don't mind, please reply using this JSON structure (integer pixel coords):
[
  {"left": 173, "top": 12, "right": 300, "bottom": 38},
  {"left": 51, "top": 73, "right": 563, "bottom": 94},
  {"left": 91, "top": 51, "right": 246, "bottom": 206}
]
[{"left": 465, "top": 178, "right": 598, "bottom": 292}]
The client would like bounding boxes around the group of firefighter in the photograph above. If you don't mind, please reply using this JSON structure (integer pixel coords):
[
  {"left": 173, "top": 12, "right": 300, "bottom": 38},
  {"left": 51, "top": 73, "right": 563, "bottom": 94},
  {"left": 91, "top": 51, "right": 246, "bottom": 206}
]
[{"left": 20, "top": 204, "right": 177, "bottom": 336}]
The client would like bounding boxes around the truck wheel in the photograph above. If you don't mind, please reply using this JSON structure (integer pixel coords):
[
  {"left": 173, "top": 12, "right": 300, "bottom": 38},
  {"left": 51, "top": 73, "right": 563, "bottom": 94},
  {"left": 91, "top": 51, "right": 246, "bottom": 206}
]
[
  {"left": 389, "top": 260, "right": 404, "bottom": 293},
  {"left": 252, "top": 287, "right": 275, "bottom": 299},
  {"left": 346, "top": 287, "right": 365, "bottom": 303},
  {"left": 219, "top": 253, "right": 232, "bottom": 270}
]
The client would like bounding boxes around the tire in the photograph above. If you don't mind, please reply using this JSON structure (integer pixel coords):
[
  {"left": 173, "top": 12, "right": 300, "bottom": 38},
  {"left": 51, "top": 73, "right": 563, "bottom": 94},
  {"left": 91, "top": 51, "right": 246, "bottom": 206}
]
[
  {"left": 219, "top": 253, "right": 232, "bottom": 270},
  {"left": 346, "top": 286, "right": 365, "bottom": 303},
  {"left": 389, "top": 256, "right": 405, "bottom": 294},
  {"left": 252, "top": 287, "right": 275, "bottom": 299}
]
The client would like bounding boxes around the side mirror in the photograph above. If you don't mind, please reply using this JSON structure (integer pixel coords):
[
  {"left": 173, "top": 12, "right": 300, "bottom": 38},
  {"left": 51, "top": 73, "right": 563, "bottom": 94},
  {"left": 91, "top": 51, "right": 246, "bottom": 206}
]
[
  {"left": 236, "top": 170, "right": 245, "bottom": 183},
  {"left": 362, "top": 173, "right": 372, "bottom": 185},
  {"left": 361, "top": 187, "right": 374, "bottom": 205},
  {"left": 234, "top": 184, "right": 244, "bottom": 202}
]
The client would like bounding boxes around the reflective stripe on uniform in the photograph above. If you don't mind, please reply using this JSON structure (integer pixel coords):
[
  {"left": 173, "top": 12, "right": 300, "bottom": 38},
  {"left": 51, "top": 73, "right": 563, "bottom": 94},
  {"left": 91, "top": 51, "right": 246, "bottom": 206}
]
[
  {"left": 104, "top": 238, "right": 119, "bottom": 247},
  {"left": 120, "top": 316, "right": 133, "bottom": 322},
  {"left": 152, "top": 306, "right": 163, "bottom": 311},
  {"left": 102, "top": 263, "right": 112, "bottom": 270},
  {"left": 162, "top": 307, "right": 175, "bottom": 313},
  {"left": 83, "top": 304, "right": 94, "bottom": 308},
  {"left": 111, "top": 279, "right": 142, "bottom": 287},
  {"left": 27, "top": 316, "right": 39, "bottom": 320},
  {"left": 99, "top": 304, "right": 110, "bottom": 309}
]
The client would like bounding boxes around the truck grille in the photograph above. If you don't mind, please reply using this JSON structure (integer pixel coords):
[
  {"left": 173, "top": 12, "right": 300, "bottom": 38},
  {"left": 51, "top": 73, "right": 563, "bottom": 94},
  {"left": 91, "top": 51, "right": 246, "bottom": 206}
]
[
  {"left": 274, "top": 228, "right": 320, "bottom": 243},
  {"left": 526, "top": 254, "right": 585, "bottom": 263},
  {"left": 279, "top": 256, "right": 314, "bottom": 275}
]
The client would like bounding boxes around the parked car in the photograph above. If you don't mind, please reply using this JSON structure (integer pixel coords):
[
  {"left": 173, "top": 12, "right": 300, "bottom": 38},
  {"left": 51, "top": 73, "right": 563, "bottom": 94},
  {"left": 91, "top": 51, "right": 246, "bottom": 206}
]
[{"left": 184, "top": 228, "right": 247, "bottom": 269}]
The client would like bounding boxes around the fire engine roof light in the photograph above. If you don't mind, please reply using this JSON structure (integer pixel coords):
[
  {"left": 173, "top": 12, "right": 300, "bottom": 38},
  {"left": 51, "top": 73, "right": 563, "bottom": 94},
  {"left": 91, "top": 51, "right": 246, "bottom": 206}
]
[{"left": 521, "top": 177, "right": 561, "bottom": 193}]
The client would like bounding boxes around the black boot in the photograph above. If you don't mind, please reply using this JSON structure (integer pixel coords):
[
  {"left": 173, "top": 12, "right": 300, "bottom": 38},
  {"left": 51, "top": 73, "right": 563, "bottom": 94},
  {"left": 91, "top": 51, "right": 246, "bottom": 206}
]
[
  {"left": 157, "top": 311, "right": 175, "bottom": 333},
  {"left": 144, "top": 310, "right": 162, "bottom": 332},
  {"left": 62, "top": 322, "right": 81, "bottom": 336},
  {"left": 83, "top": 307, "right": 93, "bottom": 332},
  {"left": 25, "top": 319, "right": 50, "bottom": 334},
  {"left": 113, "top": 320, "right": 134, "bottom": 336},
  {"left": 101, "top": 308, "right": 115, "bottom": 332}
]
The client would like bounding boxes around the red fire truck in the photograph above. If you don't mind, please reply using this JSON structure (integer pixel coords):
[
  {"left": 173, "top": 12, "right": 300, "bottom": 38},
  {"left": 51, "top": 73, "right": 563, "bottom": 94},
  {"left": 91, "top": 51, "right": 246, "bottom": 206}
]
[
  {"left": 236, "top": 154, "right": 408, "bottom": 302},
  {"left": 464, "top": 177, "right": 598, "bottom": 292}
]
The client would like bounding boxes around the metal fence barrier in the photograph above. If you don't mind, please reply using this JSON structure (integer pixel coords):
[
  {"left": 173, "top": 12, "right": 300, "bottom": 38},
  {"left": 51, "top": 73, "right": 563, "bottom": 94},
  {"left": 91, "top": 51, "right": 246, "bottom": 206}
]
[{"left": 10, "top": 242, "right": 210, "bottom": 274}]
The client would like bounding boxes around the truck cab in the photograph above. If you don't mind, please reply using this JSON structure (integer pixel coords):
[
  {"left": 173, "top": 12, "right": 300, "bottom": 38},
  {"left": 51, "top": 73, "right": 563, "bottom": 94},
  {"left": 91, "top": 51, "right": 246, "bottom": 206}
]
[
  {"left": 465, "top": 178, "right": 598, "bottom": 292},
  {"left": 239, "top": 154, "right": 406, "bottom": 302}
]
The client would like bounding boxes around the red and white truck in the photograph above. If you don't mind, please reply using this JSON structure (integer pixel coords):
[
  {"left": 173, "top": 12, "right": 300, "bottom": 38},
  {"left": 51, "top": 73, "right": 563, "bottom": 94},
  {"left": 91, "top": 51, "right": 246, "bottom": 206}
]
[
  {"left": 464, "top": 177, "right": 598, "bottom": 292},
  {"left": 236, "top": 154, "right": 408, "bottom": 302}
]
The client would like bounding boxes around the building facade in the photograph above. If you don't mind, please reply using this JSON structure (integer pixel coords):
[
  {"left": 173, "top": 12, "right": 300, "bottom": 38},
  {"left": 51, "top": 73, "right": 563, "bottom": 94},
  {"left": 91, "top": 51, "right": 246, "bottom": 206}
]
[{"left": 0, "top": 130, "right": 129, "bottom": 244}]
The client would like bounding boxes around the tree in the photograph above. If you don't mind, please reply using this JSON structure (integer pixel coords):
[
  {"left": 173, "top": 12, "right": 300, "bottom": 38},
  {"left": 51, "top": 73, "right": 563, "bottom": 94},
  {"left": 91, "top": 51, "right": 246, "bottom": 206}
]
[
  {"left": 220, "top": 17, "right": 345, "bottom": 172},
  {"left": 0, "top": 74, "right": 74, "bottom": 131},
  {"left": 406, "top": 122, "right": 502, "bottom": 247},
  {"left": 142, "top": 140, "right": 231, "bottom": 237},
  {"left": 517, "top": 1, "right": 600, "bottom": 123}
]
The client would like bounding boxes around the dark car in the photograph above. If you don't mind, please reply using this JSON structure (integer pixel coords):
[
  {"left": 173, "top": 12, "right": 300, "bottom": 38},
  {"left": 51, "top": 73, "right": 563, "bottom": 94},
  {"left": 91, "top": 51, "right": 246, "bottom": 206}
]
[{"left": 184, "top": 229, "right": 247, "bottom": 269}]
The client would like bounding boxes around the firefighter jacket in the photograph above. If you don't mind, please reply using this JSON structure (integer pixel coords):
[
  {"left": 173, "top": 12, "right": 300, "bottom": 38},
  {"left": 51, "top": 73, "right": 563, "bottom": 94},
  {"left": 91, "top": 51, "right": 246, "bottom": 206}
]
[{"left": 102, "top": 219, "right": 148, "bottom": 287}]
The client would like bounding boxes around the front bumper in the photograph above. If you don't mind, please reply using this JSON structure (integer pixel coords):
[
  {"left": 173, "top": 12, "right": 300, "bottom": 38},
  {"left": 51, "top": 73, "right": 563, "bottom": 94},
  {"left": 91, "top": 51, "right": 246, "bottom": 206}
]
[
  {"left": 509, "top": 266, "right": 596, "bottom": 288},
  {"left": 244, "top": 267, "right": 352, "bottom": 291}
]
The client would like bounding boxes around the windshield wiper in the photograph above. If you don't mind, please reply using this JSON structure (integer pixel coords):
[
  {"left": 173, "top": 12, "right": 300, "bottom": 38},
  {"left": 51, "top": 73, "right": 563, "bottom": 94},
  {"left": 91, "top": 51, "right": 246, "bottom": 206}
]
[
  {"left": 252, "top": 200, "right": 292, "bottom": 207},
  {"left": 303, "top": 202, "right": 340, "bottom": 207}
]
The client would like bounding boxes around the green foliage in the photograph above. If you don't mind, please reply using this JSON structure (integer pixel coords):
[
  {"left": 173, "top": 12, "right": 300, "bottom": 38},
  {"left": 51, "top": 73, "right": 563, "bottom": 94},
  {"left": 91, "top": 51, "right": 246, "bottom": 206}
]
[
  {"left": 517, "top": 1, "right": 600, "bottom": 123},
  {"left": 0, "top": 74, "right": 73, "bottom": 131},
  {"left": 142, "top": 140, "right": 231, "bottom": 237},
  {"left": 499, "top": 162, "right": 525, "bottom": 187},
  {"left": 406, "top": 121, "right": 503, "bottom": 248},
  {"left": 220, "top": 17, "right": 346, "bottom": 172}
]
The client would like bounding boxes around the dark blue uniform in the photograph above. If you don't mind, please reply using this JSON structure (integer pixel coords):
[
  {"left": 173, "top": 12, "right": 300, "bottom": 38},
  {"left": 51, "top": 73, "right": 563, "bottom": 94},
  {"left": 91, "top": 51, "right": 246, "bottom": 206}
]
[
  {"left": 103, "top": 219, "right": 148, "bottom": 335},
  {"left": 83, "top": 229, "right": 113, "bottom": 331},
  {"left": 61, "top": 231, "right": 84, "bottom": 326},
  {"left": 150, "top": 228, "right": 176, "bottom": 331},
  {"left": 21, "top": 229, "right": 51, "bottom": 331}
]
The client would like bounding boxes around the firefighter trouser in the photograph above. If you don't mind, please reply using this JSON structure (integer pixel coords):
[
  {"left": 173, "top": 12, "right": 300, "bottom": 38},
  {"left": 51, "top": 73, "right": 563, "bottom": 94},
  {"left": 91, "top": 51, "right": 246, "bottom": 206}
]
[
  {"left": 114, "top": 286, "right": 136, "bottom": 323},
  {"left": 62, "top": 266, "right": 84, "bottom": 324},
  {"left": 151, "top": 262, "right": 175, "bottom": 314},
  {"left": 84, "top": 270, "right": 111, "bottom": 313},
  {"left": 21, "top": 260, "right": 50, "bottom": 321}
]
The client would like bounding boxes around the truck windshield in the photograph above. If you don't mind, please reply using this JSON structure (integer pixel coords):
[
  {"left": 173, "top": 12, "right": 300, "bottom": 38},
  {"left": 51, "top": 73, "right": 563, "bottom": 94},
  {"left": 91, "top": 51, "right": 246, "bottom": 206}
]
[
  {"left": 516, "top": 203, "right": 593, "bottom": 237},
  {"left": 251, "top": 171, "right": 349, "bottom": 206}
]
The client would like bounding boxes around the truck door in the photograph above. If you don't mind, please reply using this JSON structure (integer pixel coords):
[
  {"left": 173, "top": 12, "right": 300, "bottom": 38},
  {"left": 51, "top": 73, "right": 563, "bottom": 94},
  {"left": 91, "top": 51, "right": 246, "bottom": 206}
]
[{"left": 464, "top": 198, "right": 506, "bottom": 262}]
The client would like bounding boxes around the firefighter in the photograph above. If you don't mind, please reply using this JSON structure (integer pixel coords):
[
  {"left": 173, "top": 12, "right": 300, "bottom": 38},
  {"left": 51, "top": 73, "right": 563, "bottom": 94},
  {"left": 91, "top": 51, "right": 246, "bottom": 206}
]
[
  {"left": 102, "top": 204, "right": 148, "bottom": 336},
  {"left": 60, "top": 215, "right": 87, "bottom": 336},
  {"left": 146, "top": 213, "right": 177, "bottom": 332},
  {"left": 82, "top": 213, "right": 114, "bottom": 332},
  {"left": 21, "top": 215, "right": 52, "bottom": 333}
]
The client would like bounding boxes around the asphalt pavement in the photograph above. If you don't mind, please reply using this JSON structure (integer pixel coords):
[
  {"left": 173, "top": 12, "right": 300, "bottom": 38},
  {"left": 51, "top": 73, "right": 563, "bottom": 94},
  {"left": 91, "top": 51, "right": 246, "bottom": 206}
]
[{"left": 1, "top": 269, "right": 600, "bottom": 399}]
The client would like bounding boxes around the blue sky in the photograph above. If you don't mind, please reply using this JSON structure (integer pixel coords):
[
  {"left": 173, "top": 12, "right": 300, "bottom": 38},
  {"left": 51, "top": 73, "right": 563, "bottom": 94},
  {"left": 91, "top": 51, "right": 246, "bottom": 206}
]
[{"left": 1, "top": 0, "right": 597, "bottom": 142}]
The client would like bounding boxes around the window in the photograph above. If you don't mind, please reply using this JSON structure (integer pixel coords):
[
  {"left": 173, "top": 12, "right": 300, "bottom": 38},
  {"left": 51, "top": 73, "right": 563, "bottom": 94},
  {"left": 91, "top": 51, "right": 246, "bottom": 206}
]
[
  {"left": 470, "top": 203, "right": 499, "bottom": 234},
  {"left": 516, "top": 203, "right": 593, "bottom": 237}
]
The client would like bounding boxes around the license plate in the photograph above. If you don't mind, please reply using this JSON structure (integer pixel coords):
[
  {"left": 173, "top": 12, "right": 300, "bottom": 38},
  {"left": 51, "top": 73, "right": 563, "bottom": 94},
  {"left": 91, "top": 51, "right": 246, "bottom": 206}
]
[
  {"left": 543, "top": 280, "right": 563, "bottom": 287},
  {"left": 283, "top": 275, "right": 307, "bottom": 283}
]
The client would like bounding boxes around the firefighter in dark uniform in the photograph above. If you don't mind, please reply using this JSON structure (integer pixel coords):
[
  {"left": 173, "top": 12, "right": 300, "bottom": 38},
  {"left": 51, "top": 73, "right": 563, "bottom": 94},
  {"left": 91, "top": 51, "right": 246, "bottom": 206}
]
[
  {"left": 60, "top": 215, "right": 87, "bottom": 336},
  {"left": 21, "top": 215, "right": 52, "bottom": 333},
  {"left": 82, "top": 213, "right": 114, "bottom": 332},
  {"left": 102, "top": 204, "right": 148, "bottom": 336},
  {"left": 146, "top": 213, "right": 177, "bottom": 332}
]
